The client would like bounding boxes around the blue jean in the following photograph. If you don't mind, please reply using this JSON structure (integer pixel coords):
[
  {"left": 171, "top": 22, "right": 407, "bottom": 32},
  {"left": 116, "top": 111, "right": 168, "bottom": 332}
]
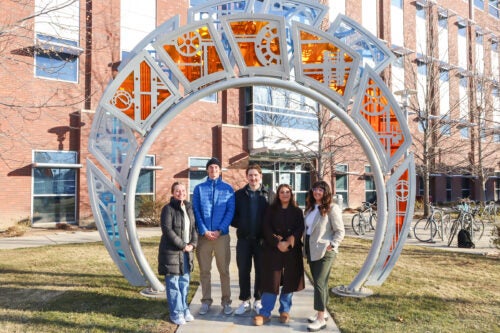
[
  {"left": 166, "top": 252, "right": 190, "bottom": 320},
  {"left": 259, "top": 291, "right": 293, "bottom": 318}
]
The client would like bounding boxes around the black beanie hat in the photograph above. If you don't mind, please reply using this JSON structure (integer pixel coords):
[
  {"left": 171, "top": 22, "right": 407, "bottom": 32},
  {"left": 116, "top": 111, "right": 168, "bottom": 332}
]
[{"left": 206, "top": 157, "right": 222, "bottom": 169}]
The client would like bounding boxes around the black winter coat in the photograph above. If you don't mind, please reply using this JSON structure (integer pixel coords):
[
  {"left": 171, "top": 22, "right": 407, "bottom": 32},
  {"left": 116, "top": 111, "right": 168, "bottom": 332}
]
[
  {"left": 260, "top": 205, "right": 305, "bottom": 294},
  {"left": 158, "top": 197, "right": 198, "bottom": 275},
  {"left": 231, "top": 184, "right": 271, "bottom": 240}
]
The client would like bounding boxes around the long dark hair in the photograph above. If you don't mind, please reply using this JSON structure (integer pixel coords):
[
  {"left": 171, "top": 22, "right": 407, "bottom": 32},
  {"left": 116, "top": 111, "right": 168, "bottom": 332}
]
[
  {"left": 305, "top": 180, "right": 332, "bottom": 216},
  {"left": 269, "top": 184, "right": 298, "bottom": 210}
]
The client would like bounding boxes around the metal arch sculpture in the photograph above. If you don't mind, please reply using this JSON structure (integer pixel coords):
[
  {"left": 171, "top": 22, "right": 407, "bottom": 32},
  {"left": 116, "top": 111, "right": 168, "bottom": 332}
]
[{"left": 87, "top": 0, "right": 416, "bottom": 298}]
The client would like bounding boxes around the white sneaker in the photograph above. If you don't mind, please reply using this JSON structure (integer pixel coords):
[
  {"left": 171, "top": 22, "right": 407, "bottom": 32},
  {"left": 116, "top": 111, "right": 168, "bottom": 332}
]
[
  {"left": 171, "top": 316, "right": 186, "bottom": 325},
  {"left": 223, "top": 304, "right": 233, "bottom": 315},
  {"left": 234, "top": 301, "right": 250, "bottom": 315},
  {"left": 184, "top": 309, "right": 194, "bottom": 322},
  {"left": 307, "top": 318, "right": 327, "bottom": 332},
  {"left": 199, "top": 303, "right": 210, "bottom": 315},
  {"left": 307, "top": 313, "right": 329, "bottom": 323},
  {"left": 253, "top": 300, "right": 262, "bottom": 314}
]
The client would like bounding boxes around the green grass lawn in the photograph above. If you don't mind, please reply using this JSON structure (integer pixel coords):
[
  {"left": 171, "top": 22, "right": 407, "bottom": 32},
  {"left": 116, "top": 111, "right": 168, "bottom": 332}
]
[{"left": 0, "top": 236, "right": 498, "bottom": 333}]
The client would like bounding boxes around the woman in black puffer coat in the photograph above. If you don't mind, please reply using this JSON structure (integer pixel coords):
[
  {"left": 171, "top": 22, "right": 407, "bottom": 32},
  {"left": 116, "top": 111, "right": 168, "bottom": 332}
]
[{"left": 158, "top": 182, "right": 198, "bottom": 325}]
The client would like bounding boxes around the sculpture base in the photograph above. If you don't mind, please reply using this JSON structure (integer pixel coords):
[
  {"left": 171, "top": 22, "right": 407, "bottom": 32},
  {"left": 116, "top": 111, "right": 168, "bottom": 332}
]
[
  {"left": 140, "top": 287, "right": 165, "bottom": 299},
  {"left": 330, "top": 285, "right": 373, "bottom": 298}
]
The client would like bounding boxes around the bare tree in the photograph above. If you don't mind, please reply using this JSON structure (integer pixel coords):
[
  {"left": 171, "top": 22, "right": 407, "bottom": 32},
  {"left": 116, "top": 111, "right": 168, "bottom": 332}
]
[{"left": 252, "top": 87, "right": 360, "bottom": 190}]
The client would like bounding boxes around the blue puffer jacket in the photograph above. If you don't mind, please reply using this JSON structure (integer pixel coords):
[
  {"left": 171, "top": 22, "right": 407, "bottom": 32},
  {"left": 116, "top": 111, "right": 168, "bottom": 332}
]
[{"left": 192, "top": 177, "right": 235, "bottom": 236}]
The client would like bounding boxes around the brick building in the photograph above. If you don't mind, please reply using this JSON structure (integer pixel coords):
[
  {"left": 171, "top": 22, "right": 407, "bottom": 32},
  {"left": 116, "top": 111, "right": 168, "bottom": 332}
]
[{"left": 0, "top": 0, "right": 498, "bottom": 229}]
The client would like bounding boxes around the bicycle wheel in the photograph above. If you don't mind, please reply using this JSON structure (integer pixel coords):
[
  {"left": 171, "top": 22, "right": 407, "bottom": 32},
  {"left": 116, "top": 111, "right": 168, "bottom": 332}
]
[
  {"left": 369, "top": 213, "right": 377, "bottom": 231},
  {"left": 351, "top": 213, "right": 366, "bottom": 235},
  {"left": 471, "top": 218, "right": 484, "bottom": 242},
  {"left": 447, "top": 219, "right": 459, "bottom": 247},
  {"left": 440, "top": 213, "right": 451, "bottom": 241},
  {"left": 413, "top": 218, "right": 435, "bottom": 242}
]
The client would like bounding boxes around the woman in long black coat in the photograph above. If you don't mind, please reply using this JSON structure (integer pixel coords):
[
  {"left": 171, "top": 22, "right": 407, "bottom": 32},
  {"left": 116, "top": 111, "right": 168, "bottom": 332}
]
[
  {"left": 253, "top": 183, "right": 305, "bottom": 326},
  {"left": 158, "top": 182, "right": 198, "bottom": 326}
]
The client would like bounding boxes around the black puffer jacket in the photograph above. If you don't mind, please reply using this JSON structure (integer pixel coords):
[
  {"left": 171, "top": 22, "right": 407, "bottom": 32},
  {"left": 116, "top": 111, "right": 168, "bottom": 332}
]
[
  {"left": 231, "top": 184, "right": 272, "bottom": 240},
  {"left": 158, "top": 197, "right": 198, "bottom": 275}
]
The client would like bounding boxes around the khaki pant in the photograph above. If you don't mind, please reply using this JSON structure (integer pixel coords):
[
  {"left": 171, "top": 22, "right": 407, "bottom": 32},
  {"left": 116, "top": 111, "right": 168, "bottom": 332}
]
[{"left": 196, "top": 234, "right": 232, "bottom": 306}]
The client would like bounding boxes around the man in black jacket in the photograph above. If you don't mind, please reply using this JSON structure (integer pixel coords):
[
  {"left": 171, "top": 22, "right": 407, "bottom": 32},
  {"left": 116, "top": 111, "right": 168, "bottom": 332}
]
[{"left": 231, "top": 163, "right": 272, "bottom": 315}]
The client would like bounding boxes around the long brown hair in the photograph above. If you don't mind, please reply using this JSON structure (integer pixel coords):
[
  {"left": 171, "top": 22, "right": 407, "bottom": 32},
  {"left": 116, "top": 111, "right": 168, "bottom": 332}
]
[
  {"left": 305, "top": 180, "right": 332, "bottom": 216},
  {"left": 269, "top": 184, "right": 298, "bottom": 210}
]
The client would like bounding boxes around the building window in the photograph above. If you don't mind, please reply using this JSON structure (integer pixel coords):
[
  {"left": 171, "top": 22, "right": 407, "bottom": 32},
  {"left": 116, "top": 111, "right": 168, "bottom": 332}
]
[
  {"left": 446, "top": 176, "right": 452, "bottom": 202},
  {"left": 365, "top": 165, "right": 377, "bottom": 203},
  {"left": 493, "top": 87, "right": 500, "bottom": 143},
  {"left": 201, "top": 92, "right": 218, "bottom": 103},
  {"left": 189, "top": 157, "right": 210, "bottom": 201},
  {"left": 120, "top": 0, "right": 156, "bottom": 61},
  {"left": 417, "top": 60, "right": 427, "bottom": 133},
  {"left": 362, "top": 0, "right": 378, "bottom": 37},
  {"left": 457, "top": 22, "right": 467, "bottom": 70},
  {"left": 495, "top": 173, "right": 500, "bottom": 200},
  {"left": 335, "top": 164, "right": 349, "bottom": 208},
  {"left": 439, "top": 70, "right": 451, "bottom": 135},
  {"left": 476, "top": 31, "right": 485, "bottom": 74},
  {"left": 475, "top": 0, "right": 485, "bottom": 10},
  {"left": 459, "top": 76, "right": 470, "bottom": 138},
  {"left": 489, "top": 0, "right": 500, "bottom": 17},
  {"left": 438, "top": 15, "right": 449, "bottom": 63},
  {"left": 34, "top": 0, "right": 81, "bottom": 82},
  {"left": 135, "top": 155, "right": 157, "bottom": 216},
  {"left": 492, "top": 40, "right": 499, "bottom": 81},
  {"left": 461, "top": 177, "right": 471, "bottom": 199},
  {"left": 391, "top": 0, "right": 404, "bottom": 47},
  {"left": 416, "top": 4, "right": 427, "bottom": 56},
  {"left": 32, "top": 150, "right": 80, "bottom": 224}
]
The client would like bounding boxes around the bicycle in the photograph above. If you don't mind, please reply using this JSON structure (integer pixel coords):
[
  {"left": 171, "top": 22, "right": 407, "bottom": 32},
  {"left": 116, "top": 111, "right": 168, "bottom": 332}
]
[
  {"left": 447, "top": 202, "right": 484, "bottom": 246},
  {"left": 351, "top": 202, "right": 377, "bottom": 235},
  {"left": 480, "top": 201, "right": 498, "bottom": 224},
  {"left": 413, "top": 204, "right": 451, "bottom": 242}
]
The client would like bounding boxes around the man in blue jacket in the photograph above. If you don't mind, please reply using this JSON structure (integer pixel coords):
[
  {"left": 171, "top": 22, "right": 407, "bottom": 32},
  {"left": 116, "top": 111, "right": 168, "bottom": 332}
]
[{"left": 193, "top": 157, "right": 235, "bottom": 316}]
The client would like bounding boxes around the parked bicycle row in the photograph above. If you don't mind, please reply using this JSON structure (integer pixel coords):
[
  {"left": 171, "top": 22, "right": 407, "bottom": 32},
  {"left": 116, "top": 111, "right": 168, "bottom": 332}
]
[{"left": 347, "top": 200, "right": 498, "bottom": 249}]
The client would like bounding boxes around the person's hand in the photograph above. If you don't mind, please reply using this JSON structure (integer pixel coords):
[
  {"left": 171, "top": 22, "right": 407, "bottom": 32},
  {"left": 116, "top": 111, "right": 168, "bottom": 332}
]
[
  {"left": 205, "top": 231, "right": 216, "bottom": 240},
  {"left": 287, "top": 235, "right": 295, "bottom": 248},
  {"left": 184, "top": 244, "right": 193, "bottom": 252},
  {"left": 277, "top": 241, "right": 289, "bottom": 252},
  {"left": 213, "top": 230, "right": 221, "bottom": 239}
]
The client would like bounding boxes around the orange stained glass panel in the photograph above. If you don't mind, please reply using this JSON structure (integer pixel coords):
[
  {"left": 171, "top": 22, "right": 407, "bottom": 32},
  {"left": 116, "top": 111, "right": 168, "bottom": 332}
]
[
  {"left": 384, "top": 170, "right": 409, "bottom": 266},
  {"left": 299, "top": 30, "right": 354, "bottom": 96},
  {"left": 229, "top": 20, "right": 281, "bottom": 67},
  {"left": 362, "top": 82, "right": 403, "bottom": 156},
  {"left": 163, "top": 27, "right": 224, "bottom": 82},
  {"left": 113, "top": 72, "right": 135, "bottom": 120},
  {"left": 140, "top": 61, "right": 152, "bottom": 121}
]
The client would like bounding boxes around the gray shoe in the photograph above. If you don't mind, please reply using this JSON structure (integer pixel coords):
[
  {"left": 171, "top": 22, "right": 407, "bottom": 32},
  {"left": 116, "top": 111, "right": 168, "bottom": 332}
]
[
  {"left": 199, "top": 303, "right": 210, "bottom": 315},
  {"left": 307, "top": 313, "right": 329, "bottom": 323},
  {"left": 234, "top": 301, "right": 250, "bottom": 315},
  {"left": 223, "top": 304, "right": 233, "bottom": 315},
  {"left": 307, "top": 318, "right": 327, "bottom": 332}
]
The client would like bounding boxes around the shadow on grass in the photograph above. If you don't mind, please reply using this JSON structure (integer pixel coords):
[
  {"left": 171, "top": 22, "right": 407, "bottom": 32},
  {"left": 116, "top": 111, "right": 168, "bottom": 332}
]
[{"left": 0, "top": 312, "right": 161, "bottom": 333}]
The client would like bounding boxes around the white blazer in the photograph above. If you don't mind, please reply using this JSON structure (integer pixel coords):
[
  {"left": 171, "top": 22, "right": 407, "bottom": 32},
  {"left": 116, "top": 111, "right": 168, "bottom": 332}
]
[{"left": 304, "top": 203, "right": 345, "bottom": 262}]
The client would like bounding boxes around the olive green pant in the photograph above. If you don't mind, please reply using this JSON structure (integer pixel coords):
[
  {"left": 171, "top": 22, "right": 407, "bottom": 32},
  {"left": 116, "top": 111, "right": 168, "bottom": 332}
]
[{"left": 306, "top": 237, "right": 337, "bottom": 311}]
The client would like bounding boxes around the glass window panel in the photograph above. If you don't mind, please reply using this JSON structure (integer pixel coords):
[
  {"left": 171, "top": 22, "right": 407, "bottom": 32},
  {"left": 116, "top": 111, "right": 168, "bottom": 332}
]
[
  {"left": 295, "top": 173, "right": 310, "bottom": 191},
  {"left": 137, "top": 170, "right": 154, "bottom": 194},
  {"left": 33, "top": 196, "right": 76, "bottom": 223}
]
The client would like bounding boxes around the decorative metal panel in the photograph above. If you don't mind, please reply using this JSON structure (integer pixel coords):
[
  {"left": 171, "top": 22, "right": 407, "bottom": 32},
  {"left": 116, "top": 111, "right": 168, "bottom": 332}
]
[
  {"left": 260, "top": 0, "right": 328, "bottom": 28},
  {"left": 221, "top": 14, "right": 289, "bottom": 78},
  {"left": 292, "top": 22, "right": 361, "bottom": 107},
  {"left": 88, "top": 109, "right": 138, "bottom": 188},
  {"left": 366, "top": 156, "right": 416, "bottom": 286},
  {"left": 328, "top": 14, "right": 395, "bottom": 75},
  {"left": 153, "top": 19, "right": 234, "bottom": 93},
  {"left": 86, "top": 160, "right": 146, "bottom": 286},
  {"left": 351, "top": 68, "right": 412, "bottom": 173},
  {"left": 102, "top": 51, "right": 181, "bottom": 135}
]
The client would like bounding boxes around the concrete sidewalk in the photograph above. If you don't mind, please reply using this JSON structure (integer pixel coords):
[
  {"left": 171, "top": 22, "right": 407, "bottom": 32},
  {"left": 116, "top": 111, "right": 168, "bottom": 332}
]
[{"left": 177, "top": 228, "right": 340, "bottom": 333}]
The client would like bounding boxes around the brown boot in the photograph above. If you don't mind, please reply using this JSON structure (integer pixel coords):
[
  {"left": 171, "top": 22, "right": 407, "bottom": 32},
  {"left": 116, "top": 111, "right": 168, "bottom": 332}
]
[
  {"left": 279, "top": 312, "right": 290, "bottom": 323},
  {"left": 254, "top": 314, "right": 271, "bottom": 326}
]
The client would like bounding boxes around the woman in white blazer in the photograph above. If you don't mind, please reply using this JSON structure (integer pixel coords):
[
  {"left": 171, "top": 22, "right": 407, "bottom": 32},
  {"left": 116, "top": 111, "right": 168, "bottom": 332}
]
[{"left": 303, "top": 180, "right": 345, "bottom": 332}]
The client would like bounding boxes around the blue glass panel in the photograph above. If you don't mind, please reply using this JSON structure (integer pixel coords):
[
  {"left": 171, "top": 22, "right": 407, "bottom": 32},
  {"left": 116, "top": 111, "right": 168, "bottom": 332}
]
[{"left": 34, "top": 151, "right": 77, "bottom": 164}]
